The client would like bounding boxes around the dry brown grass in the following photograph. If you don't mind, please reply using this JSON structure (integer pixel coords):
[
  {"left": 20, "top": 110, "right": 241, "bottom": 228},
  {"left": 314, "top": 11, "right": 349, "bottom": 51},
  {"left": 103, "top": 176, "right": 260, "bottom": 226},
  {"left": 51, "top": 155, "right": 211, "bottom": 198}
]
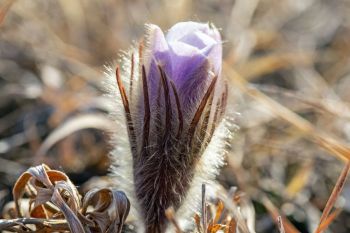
[{"left": 1, "top": 0, "right": 350, "bottom": 232}]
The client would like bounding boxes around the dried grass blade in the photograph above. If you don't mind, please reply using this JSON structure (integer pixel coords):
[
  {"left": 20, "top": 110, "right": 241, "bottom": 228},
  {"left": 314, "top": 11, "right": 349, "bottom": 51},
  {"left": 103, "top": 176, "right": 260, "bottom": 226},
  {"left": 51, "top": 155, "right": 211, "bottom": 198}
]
[
  {"left": 224, "top": 63, "right": 350, "bottom": 162},
  {"left": 261, "top": 196, "right": 299, "bottom": 233},
  {"left": 0, "top": 218, "right": 69, "bottom": 232},
  {"left": 210, "top": 224, "right": 224, "bottom": 233},
  {"left": 237, "top": 52, "right": 313, "bottom": 81},
  {"left": 224, "top": 218, "right": 237, "bottom": 233},
  {"left": 165, "top": 207, "right": 182, "bottom": 233},
  {"left": 316, "top": 208, "right": 342, "bottom": 233},
  {"left": 0, "top": 0, "right": 15, "bottom": 26},
  {"left": 216, "top": 193, "right": 250, "bottom": 233},
  {"left": 314, "top": 161, "right": 350, "bottom": 233},
  {"left": 202, "top": 184, "right": 207, "bottom": 233},
  {"left": 35, "top": 114, "right": 114, "bottom": 160},
  {"left": 213, "top": 200, "right": 224, "bottom": 224},
  {"left": 277, "top": 216, "right": 286, "bottom": 233},
  {"left": 286, "top": 161, "right": 313, "bottom": 197},
  {"left": 194, "top": 213, "right": 202, "bottom": 233}
]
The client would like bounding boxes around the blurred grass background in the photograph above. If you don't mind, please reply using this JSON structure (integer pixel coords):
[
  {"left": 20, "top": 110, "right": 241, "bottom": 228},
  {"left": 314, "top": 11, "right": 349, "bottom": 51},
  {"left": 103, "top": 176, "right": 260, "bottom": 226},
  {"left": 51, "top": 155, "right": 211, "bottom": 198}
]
[{"left": 1, "top": 0, "right": 350, "bottom": 232}]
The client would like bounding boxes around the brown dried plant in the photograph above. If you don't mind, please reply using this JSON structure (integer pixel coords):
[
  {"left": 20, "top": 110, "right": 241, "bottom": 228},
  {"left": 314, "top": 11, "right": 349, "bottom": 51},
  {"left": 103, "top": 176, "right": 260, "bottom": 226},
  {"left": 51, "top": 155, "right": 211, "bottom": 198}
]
[{"left": 0, "top": 164, "right": 130, "bottom": 233}]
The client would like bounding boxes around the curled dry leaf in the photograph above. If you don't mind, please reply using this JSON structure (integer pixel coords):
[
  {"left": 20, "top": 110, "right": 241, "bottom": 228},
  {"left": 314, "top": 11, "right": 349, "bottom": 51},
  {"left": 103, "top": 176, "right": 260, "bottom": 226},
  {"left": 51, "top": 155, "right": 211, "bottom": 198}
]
[
  {"left": 12, "top": 164, "right": 81, "bottom": 219},
  {"left": 80, "top": 188, "right": 130, "bottom": 233},
  {"left": 1, "top": 164, "right": 130, "bottom": 233}
]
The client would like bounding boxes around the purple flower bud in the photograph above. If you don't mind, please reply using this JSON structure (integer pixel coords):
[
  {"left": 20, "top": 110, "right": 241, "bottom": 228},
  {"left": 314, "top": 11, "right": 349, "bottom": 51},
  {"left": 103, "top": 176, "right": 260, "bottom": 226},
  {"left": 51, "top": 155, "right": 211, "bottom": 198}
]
[
  {"left": 144, "top": 22, "right": 222, "bottom": 115},
  {"left": 109, "top": 21, "right": 228, "bottom": 233}
]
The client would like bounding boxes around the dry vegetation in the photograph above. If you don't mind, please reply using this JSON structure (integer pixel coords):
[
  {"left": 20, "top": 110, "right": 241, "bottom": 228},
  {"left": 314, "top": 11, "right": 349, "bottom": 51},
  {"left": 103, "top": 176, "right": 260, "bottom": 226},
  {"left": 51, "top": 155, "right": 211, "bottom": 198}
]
[{"left": 1, "top": 0, "right": 350, "bottom": 232}]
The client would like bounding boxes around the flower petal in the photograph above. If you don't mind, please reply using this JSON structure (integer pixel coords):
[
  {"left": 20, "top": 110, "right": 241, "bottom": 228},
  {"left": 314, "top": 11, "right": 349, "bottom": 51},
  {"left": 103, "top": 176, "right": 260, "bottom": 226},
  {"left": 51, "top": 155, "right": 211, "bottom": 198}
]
[
  {"left": 144, "top": 24, "right": 172, "bottom": 101},
  {"left": 166, "top": 22, "right": 222, "bottom": 74},
  {"left": 201, "top": 41, "right": 222, "bottom": 74},
  {"left": 179, "top": 31, "right": 217, "bottom": 50},
  {"left": 168, "top": 41, "right": 212, "bottom": 113},
  {"left": 166, "top": 21, "right": 212, "bottom": 43}
]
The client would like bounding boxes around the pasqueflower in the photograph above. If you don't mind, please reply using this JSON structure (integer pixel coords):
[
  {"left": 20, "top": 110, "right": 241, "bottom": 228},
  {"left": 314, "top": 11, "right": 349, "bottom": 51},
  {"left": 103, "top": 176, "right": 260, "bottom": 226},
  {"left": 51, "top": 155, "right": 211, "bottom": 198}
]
[{"left": 107, "top": 21, "right": 228, "bottom": 233}]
